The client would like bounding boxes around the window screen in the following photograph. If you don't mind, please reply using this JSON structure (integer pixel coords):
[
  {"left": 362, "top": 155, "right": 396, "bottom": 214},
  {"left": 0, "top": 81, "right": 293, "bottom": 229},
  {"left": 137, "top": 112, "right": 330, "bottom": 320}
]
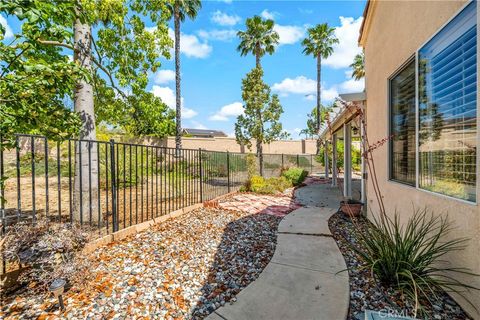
[
  {"left": 390, "top": 59, "right": 416, "bottom": 185},
  {"left": 418, "top": 1, "right": 477, "bottom": 202}
]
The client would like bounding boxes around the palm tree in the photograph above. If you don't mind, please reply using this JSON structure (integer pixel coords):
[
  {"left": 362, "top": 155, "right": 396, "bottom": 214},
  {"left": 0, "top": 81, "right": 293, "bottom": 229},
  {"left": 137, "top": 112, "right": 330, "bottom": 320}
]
[
  {"left": 301, "top": 23, "right": 338, "bottom": 155},
  {"left": 237, "top": 15, "right": 279, "bottom": 68},
  {"left": 168, "top": 0, "right": 202, "bottom": 152},
  {"left": 237, "top": 15, "right": 279, "bottom": 176},
  {"left": 350, "top": 52, "right": 365, "bottom": 80}
]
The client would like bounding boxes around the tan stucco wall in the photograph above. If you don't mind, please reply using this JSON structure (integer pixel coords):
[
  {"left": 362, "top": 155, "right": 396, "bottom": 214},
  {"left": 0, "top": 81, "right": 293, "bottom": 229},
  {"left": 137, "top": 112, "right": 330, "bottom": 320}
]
[
  {"left": 363, "top": 1, "right": 480, "bottom": 317},
  {"left": 164, "top": 137, "right": 317, "bottom": 154},
  {"left": 119, "top": 136, "right": 318, "bottom": 155}
]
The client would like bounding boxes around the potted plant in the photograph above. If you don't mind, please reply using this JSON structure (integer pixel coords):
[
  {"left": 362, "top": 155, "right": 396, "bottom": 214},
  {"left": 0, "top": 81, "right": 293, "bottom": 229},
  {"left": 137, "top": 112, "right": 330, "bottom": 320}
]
[{"left": 340, "top": 199, "right": 363, "bottom": 217}]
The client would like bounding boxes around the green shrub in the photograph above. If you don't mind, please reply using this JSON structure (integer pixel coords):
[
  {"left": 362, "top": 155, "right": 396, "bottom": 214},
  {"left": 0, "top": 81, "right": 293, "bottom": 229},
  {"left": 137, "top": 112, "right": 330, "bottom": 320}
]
[
  {"left": 249, "top": 175, "right": 265, "bottom": 192},
  {"left": 282, "top": 167, "right": 308, "bottom": 186},
  {"left": 244, "top": 175, "right": 292, "bottom": 194},
  {"left": 354, "top": 208, "right": 479, "bottom": 313},
  {"left": 317, "top": 140, "right": 361, "bottom": 171},
  {"left": 266, "top": 176, "right": 291, "bottom": 191}
]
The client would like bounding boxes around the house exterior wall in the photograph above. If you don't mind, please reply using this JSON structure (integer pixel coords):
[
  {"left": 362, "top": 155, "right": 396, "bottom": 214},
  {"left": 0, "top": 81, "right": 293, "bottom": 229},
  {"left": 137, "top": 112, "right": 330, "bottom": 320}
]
[{"left": 362, "top": 1, "right": 479, "bottom": 317}]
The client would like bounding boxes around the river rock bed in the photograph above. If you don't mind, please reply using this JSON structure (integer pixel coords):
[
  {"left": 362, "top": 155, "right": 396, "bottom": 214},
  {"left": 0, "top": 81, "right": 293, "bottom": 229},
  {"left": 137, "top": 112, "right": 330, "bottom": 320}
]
[{"left": 2, "top": 206, "right": 283, "bottom": 319}]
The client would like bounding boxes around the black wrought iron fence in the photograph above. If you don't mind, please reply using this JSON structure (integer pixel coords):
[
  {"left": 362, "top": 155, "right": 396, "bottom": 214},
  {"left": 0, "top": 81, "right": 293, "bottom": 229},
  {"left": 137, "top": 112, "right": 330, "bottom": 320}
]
[{"left": 0, "top": 134, "right": 320, "bottom": 272}]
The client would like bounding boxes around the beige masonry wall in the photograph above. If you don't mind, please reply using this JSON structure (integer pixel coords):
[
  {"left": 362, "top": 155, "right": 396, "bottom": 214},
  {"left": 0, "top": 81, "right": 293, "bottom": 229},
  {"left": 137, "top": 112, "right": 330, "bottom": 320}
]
[
  {"left": 123, "top": 136, "right": 318, "bottom": 154},
  {"left": 165, "top": 137, "right": 317, "bottom": 154},
  {"left": 363, "top": 1, "right": 479, "bottom": 317}
]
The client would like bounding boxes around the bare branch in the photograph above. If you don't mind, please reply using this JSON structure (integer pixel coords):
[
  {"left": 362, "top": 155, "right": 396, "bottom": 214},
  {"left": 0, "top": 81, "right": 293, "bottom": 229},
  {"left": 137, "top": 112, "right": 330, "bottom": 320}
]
[
  {"left": 91, "top": 57, "right": 127, "bottom": 100},
  {"left": 37, "top": 39, "right": 75, "bottom": 50}
]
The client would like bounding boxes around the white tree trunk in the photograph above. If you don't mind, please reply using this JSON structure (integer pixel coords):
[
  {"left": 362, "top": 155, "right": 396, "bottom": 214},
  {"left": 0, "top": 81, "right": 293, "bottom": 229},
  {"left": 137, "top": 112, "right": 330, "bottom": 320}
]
[{"left": 73, "top": 18, "right": 100, "bottom": 224}]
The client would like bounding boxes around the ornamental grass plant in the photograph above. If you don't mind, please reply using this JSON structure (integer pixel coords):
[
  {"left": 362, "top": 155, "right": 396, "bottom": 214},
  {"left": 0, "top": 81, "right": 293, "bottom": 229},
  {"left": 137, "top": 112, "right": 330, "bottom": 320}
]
[{"left": 352, "top": 207, "right": 479, "bottom": 315}]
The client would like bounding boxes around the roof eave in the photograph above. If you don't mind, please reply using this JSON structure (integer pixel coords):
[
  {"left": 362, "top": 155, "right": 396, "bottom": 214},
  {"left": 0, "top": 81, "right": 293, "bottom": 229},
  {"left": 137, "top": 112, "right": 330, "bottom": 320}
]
[{"left": 358, "top": 0, "right": 372, "bottom": 47}]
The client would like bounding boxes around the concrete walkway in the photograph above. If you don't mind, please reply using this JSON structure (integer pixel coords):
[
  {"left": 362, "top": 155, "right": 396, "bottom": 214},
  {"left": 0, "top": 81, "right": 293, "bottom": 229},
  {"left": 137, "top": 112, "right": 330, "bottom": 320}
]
[{"left": 207, "top": 182, "right": 349, "bottom": 320}]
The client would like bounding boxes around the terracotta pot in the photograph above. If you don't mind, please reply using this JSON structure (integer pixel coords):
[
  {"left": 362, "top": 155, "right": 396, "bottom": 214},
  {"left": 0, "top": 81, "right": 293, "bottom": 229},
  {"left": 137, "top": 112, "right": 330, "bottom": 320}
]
[{"left": 340, "top": 200, "right": 363, "bottom": 217}]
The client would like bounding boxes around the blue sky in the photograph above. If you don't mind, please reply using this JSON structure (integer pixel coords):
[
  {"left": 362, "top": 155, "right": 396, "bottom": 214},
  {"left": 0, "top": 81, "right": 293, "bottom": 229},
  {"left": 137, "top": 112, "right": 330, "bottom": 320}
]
[{"left": 1, "top": 0, "right": 366, "bottom": 139}]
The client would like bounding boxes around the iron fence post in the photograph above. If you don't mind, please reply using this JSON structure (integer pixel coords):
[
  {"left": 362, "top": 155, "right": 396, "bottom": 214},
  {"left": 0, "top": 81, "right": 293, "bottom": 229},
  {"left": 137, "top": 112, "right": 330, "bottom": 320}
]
[
  {"left": 44, "top": 137, "right": 49, "bottom": 217},
  {"left": 311, "top": 154, "right": 313, "bottom": 173},
  {"left": 281, "top": 153, "right": 284, "bottom": 169},
  {"left": 227, "top": 151, "right": 231, "bottom": 193},
  {"left": 296, "top": 154, "right": 299, "bottom": 167},
  {"left": 30, "top": 136, "right": 36, "bottom": 224},
  {"left": 199, "top": 148, "right": 203, "bottom": 203},
  {"left": 110, "top": 139, "right": 118, "bottom": 232}
]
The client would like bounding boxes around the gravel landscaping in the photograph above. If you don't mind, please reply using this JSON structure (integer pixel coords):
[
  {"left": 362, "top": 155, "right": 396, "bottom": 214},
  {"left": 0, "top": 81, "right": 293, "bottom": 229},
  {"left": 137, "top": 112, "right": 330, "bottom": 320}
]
[
  {"left": 2, "top": 205, "right": 286, "bottom": 319},
  {"left": 328, "top": 212, "right": 472, "bottom": 320}
]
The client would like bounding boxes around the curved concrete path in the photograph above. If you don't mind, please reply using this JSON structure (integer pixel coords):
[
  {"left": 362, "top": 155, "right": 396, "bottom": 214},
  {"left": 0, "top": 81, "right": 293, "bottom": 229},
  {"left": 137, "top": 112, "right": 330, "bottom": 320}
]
[{"left": 207, "top": 182, "right": 349, "bottom": 320}]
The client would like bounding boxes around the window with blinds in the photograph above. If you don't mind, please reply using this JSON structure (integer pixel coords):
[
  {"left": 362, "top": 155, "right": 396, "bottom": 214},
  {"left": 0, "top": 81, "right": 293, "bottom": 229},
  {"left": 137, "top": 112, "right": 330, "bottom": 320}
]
[
  {"left": 418, "top": 1, "right": 477, "bottom": 202},
  {"left": 389, "top": 59, "right": 416, "bottom": 186}
]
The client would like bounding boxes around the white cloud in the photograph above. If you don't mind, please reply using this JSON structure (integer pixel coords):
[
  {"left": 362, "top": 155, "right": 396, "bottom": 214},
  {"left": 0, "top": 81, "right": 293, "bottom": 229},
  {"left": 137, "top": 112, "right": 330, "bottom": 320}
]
[
  {"left": 272, "top": 75, "right": 358, "bottom": 103},
  {"left": 152, "top": 85, "right": 176, "bottom": 108},
  {"left": 274, "top": 24, "right": 305, "bottom": 45},
  {"left": 324, "top": 16, "right": 363, "bottom": 69},
  {"left": 0, "top": 15, "right": 13, "bottom": 39},
  {"left": 340, "top": 77, "right": 365, "bottom": 93},
  {"left": 179, "top": 33, "right": 212, "bottom": 58},
  {"left": 153, "top": 69, "right": 175, "bottom": 84},
  {"left": 182, "top": 108, "right": 198, "bottom": 119},
  {"left": 168, "top": 28, "right": 212, "bottom": 59},
  {"left": 190, "top": 121, "right": 208, "bottom": 130},
  {"left": 209, "top": 102, "right": 244, "bottom": 121},
  {"left": 151, "top": 85, "right": 197, "bottom": 119},
  {"left": 260, "top": 9, "right": 276, "bottom": 20},
  {"left": 322, "top": 87, "right": 339, "bottom": 102},
  {"left": 197, "top": 29, "right": 237, "bottom": 42},
  {"left": 211, "top": 10, "right": 241, "bottom": 26},
  {"left": 272, "top": 76, "right": 316, "bottom": 95}
]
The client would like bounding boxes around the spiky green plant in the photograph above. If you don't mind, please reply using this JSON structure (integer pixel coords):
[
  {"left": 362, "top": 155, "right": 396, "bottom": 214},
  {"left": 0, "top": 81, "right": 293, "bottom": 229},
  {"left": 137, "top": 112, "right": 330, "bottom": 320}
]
[{"left": 353, "top": 208, "right": 479, "bottom": 313}]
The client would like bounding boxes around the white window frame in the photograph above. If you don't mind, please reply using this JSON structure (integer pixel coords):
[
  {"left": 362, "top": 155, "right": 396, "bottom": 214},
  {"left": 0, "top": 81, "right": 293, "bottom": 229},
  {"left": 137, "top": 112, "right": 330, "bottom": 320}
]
[
  {"left": 387, "top": 0, "right": 479, "bottom": 205},
  {"left": 416, "top": 0, "right": 478, "bottom": 205}
]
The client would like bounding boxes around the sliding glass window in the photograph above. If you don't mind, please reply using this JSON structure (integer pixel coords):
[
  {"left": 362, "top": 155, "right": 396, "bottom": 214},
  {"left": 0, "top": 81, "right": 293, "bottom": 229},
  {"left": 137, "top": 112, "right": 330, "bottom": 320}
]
[
  {"left": 390, "top": 59, "right": 416, "bottom": 185},
  {"left": 418, "top": 1, "right": 477, "bottom": 202}
]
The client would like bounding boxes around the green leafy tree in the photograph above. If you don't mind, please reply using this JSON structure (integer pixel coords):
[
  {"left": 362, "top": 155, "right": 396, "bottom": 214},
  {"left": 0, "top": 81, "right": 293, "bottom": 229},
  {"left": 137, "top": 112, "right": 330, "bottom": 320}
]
[
  {"left": 124, "top": 92, "right": 176, "bottom": 137},
  {"left": 0, "top": 0, "right": 173, "bottom": 222},
  {"left": 300, "top": 105, "right": 334, "bottom": 138},
  {"left": 235, "top": 67, "right": 288, "bottom": 176},
  {"left": 167, "top": 0, "right": 202, "bottom": 152},
  {"left": 93, "top": 77, "right": 175, "bottom": 137},
  {"left": 350, "top": 52, "right": 365, "bottom": 80},
  {"left": 301, "top": 23, "right": 338, "bottom": 153},
  {"left": 237, "top": 15, "right": 279, "bottom": 68}
]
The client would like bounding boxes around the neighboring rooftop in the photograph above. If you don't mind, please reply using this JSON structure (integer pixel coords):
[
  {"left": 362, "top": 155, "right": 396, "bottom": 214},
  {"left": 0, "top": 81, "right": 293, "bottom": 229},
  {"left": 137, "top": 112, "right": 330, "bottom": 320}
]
[{"left": 182, "top": 128, "right": 228, "bottom": 138}]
